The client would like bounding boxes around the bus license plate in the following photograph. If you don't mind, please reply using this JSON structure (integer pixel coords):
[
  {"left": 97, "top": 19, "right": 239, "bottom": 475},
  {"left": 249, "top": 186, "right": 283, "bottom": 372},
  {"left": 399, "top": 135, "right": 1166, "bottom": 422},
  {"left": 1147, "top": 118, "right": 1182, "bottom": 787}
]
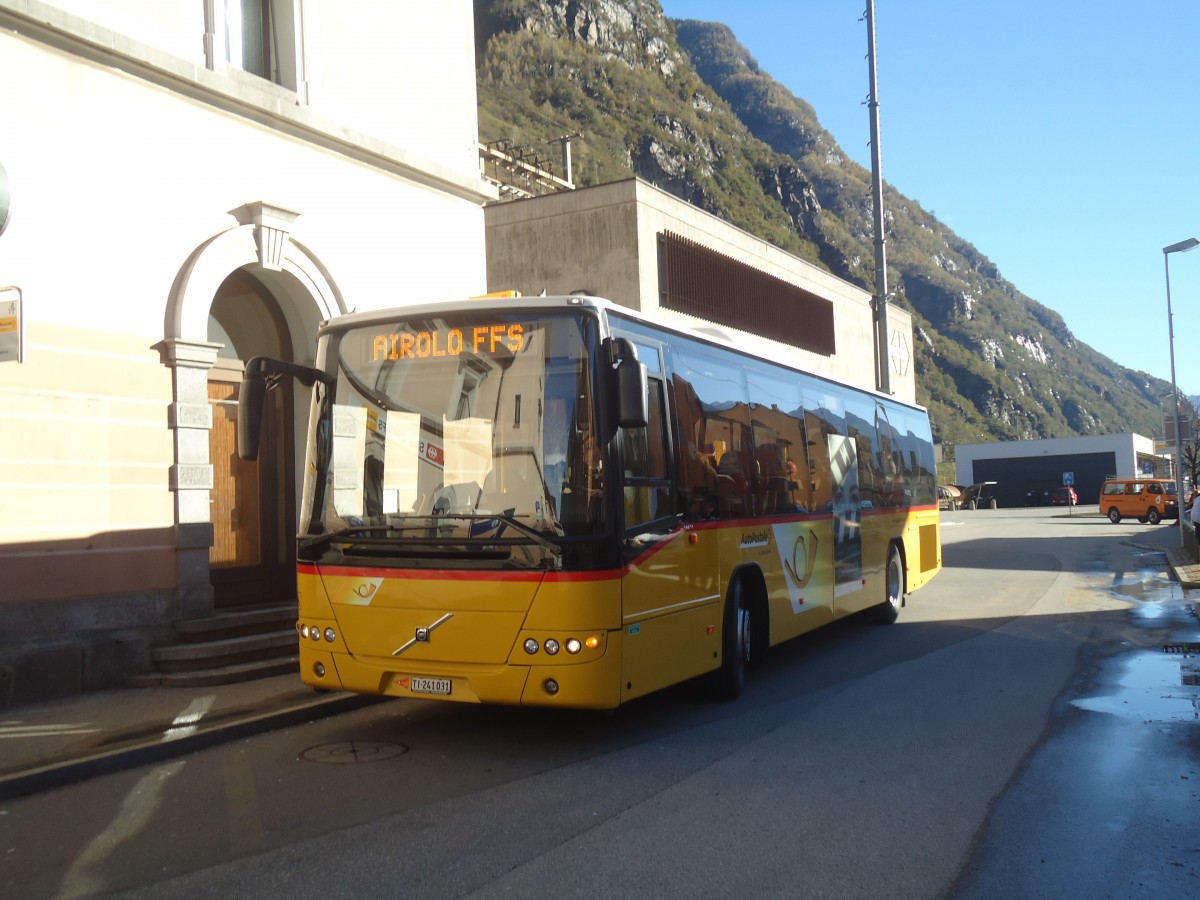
[{"left": 408, "top": 676, "right": 452, "bottom": 696}]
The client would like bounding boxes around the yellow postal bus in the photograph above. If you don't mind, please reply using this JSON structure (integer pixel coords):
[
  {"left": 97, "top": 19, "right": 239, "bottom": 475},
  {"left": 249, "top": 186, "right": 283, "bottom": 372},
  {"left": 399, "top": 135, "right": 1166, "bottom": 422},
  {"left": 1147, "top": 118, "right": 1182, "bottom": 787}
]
[{"left": 239, "top": 295, "right": 941, "bottom": 708}]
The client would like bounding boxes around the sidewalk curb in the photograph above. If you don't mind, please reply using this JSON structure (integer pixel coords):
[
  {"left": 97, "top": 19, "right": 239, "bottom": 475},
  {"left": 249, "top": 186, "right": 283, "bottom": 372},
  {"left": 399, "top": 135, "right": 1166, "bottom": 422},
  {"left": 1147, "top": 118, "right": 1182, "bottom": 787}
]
[{"left": 0, "top": 693, "right": 380, "bottom": 802}]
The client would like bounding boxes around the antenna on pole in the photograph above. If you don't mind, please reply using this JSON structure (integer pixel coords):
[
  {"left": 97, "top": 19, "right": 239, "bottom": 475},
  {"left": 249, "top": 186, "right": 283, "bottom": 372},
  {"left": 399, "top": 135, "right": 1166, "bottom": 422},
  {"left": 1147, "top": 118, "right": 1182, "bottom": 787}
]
[
  {"left": 865, "top": 0, "right": 891, "bottom": 394},
  {"left": 555, "top": 133, "right": 580, "bottom": 188}
]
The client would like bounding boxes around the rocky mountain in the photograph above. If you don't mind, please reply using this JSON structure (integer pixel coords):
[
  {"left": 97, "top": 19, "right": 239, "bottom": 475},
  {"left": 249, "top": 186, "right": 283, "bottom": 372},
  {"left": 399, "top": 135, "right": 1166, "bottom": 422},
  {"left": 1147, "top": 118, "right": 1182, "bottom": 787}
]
[{"left": 474, "top": 0, "right": 1177, "bottom": 445}]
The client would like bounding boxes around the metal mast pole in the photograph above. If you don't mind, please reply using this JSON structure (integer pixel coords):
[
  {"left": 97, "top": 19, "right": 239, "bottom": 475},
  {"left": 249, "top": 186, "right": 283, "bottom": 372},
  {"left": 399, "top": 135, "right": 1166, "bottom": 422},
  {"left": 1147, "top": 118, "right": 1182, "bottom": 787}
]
[
  {"left": 866, "top": 0, "right": 890, "bottom": 394},
  {"left": 1163, "top": 237, "right": 1199, "bottom": 547},
  {"left": 1165, "top": 251, "right": 1185, "bottom": 547}
]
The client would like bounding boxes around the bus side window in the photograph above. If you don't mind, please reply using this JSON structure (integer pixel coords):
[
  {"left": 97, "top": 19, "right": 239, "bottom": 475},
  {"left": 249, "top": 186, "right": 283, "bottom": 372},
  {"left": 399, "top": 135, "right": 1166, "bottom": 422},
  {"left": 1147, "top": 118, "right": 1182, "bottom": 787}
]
[
  {"left": 712, "top": 414, "right": 753, "bottom": 517},
  {"left": 670, "top": 375, "right": 718, "bottom": 520},
  {"left": 803, "top": 411, "right": 836, "bottom": 513},
  {"left": 621, "top": 377, "right": 674, "bottom": 529},
  {"left": 746, "top": 363, "right": 807, "bottom": 515},
  {"left": 672, "top": 342, "right": 752, "bottom": 519}
]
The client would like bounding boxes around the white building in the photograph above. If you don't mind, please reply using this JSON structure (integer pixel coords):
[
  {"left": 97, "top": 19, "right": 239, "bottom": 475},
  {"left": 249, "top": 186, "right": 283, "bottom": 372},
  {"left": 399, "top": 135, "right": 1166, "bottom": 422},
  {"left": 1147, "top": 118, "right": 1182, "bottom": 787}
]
[
  {"left": 0, "top": 1, "right": 493, "bottom": 705},
  {"left": 954, "top": 434, "right": 1166, "bottom": 508}
]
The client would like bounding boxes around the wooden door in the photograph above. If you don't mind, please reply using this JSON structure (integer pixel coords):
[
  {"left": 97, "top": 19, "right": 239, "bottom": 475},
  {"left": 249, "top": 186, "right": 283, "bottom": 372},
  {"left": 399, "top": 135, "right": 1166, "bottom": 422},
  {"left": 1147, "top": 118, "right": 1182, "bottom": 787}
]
[{"left": 208, "top": 377, "right": 294, "bottom": 606}]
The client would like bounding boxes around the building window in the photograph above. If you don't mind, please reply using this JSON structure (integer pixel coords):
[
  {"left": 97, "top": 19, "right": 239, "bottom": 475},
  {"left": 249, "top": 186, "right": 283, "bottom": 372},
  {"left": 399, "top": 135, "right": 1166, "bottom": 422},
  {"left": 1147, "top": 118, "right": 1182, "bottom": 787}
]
[
  {"left": 658, "top": 231, "right": 836, "bottom": 357},
  {"left": 220, "top": 0, "right": 301, "bottom": 91}
]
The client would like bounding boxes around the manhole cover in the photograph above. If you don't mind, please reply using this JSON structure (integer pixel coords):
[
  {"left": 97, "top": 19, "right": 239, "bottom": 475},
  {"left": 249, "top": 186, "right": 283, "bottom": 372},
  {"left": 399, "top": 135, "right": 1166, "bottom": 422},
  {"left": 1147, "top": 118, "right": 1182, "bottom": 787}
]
[{"left": 300, "top": 741, "right": 409, "bottom": 764}]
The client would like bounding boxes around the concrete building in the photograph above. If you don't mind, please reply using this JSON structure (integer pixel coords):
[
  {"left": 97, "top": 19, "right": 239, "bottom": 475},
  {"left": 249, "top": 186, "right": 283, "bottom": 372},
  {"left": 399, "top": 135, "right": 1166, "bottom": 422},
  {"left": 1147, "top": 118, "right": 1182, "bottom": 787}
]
[
  {"left": 484, "top": 178, "right": 917, "bottom": 405},
  {"left": 0, "top": 1, "right": 493, "bottom": 705},
  {"left": 954, "top": 434, "right": 1166, "bottom": 509}
]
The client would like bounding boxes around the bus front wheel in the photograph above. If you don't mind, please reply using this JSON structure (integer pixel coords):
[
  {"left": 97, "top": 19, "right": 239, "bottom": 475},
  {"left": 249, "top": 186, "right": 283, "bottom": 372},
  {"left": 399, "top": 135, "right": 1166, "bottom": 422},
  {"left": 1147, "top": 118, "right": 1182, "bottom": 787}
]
[
  {"left": 714, "top": 578, "right": 750, "bottom": 700},
  {"left": 1107, "top": 507, "right": 1121, "bottom": 524}
]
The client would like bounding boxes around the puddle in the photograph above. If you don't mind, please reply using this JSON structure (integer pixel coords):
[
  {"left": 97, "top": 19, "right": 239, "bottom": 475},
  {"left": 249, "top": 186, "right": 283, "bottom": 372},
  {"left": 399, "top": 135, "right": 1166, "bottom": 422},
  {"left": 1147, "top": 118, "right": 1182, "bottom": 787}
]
[
  {"left": 1075, "top": 546, "right": 1200, "bottom": 723},
  {"left": 1107, "top": 563, "right": 1184, "bottom": 610},
  {"left": 1071, "top": 650, "right": 1200, "bottom": 723}
]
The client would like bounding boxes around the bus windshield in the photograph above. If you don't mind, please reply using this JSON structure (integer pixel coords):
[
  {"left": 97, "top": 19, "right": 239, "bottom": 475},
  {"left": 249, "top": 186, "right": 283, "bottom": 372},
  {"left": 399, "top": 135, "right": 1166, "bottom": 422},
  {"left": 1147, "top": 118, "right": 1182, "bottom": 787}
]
[{"left": 299, "top": 311, "right": 605, "bottom": 568}]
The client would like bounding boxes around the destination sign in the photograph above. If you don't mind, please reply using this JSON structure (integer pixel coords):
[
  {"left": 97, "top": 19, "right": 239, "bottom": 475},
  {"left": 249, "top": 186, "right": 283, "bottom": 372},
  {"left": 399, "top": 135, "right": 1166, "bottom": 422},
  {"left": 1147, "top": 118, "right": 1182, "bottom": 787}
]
[{"left": 372, "top": 324, "right": 525, "bottom": 361}]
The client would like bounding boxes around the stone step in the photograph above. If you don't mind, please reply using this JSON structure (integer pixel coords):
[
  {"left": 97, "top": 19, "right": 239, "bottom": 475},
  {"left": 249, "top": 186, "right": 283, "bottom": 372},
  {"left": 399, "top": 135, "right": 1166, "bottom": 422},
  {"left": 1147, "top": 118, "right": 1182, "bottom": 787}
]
[
  {"left": 149, "top": 629, "right": 298, "bottom": 673},
  {"left": 127, "top": 655, "right": 299, "bottom": 688},
  {"left": 173, "top": 603, "right": 297, "bottom": 643}
]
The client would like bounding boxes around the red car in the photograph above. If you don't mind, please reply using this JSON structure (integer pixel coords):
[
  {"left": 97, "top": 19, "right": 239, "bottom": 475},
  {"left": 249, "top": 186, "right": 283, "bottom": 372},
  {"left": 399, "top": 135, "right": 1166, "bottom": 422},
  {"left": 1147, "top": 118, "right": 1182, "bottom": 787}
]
[{"left": 1051, "top": 486, "right": 1078, "bottom": 505}]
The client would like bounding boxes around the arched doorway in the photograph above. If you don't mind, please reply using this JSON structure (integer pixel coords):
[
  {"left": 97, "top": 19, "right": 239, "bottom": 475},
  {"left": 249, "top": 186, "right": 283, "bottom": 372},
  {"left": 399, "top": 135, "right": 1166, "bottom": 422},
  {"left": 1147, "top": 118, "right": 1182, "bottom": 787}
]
[
  {"left": 206, "top": 270, "right": 296, "bottom": 607},
  {"left": 164, "top": 202, "right": 346, "bottom": 623}
]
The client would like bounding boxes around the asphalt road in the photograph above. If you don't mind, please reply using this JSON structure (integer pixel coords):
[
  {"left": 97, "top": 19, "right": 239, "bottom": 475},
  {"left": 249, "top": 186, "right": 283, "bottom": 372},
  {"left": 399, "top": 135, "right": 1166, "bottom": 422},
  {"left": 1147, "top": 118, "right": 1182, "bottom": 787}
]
[{"left": 2, "top": 508, "right": 1197, "bottom": 899}]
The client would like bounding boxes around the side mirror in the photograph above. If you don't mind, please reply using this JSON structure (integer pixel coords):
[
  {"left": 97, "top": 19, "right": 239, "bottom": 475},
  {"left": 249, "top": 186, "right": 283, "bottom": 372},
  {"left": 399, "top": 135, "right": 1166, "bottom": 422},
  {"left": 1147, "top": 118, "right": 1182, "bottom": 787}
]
[
  {"left": 237, "top": 366, "right": 267, "bottom": 461},
  {"left": 237, "top": 356, "right": 333, "bottom": 461},
  {"left": 614, "top": 342, "right": 648, "bottom": 429}
]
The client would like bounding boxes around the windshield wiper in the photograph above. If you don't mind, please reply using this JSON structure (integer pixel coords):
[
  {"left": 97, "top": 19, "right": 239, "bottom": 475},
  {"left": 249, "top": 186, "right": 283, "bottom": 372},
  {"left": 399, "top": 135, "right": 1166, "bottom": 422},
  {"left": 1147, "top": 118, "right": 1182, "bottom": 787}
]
[
  {"left": 298, "top": 515, "right": 564, "bottom": 557},
  {"left": 462, "top": 513, "right": 564, "bottom": 555},
  {"left": 298, "top": 525, "right": 395, "bottom": 554}
]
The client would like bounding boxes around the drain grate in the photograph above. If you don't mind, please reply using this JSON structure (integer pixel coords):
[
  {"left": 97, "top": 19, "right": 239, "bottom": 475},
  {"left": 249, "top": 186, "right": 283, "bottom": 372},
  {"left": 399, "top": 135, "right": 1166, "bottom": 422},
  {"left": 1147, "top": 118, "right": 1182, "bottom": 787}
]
[{"left": 300, "top": 741, "right": 409, "bottom": 764}]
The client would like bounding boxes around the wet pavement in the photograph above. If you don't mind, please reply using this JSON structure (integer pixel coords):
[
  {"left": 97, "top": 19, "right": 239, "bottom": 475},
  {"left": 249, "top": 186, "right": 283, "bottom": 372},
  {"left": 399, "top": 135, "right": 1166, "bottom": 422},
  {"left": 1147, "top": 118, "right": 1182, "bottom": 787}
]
[
  {"left": 1091, "top": 538, "right": 1200, "bottom": 725},
  {"left": 951, "top": 525, "right": 1200, "bottom": 899}
]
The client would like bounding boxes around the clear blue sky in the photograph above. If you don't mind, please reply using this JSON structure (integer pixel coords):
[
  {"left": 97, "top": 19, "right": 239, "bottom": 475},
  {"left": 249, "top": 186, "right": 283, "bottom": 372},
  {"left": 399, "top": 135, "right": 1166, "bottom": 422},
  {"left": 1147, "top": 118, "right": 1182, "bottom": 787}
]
[{"left": 660, "top": 1, "right": 1200, "bottom": 396}]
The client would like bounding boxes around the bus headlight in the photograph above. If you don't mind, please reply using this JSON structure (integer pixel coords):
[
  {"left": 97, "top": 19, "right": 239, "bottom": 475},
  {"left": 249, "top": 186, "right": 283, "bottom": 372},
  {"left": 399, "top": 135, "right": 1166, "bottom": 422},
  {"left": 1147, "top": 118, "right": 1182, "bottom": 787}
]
[
  {"left": 524, "top": 638, "right": 539, "bottom": 655},
  {"left": 544, "top": 639, "right": 560, "bottom": 655},
  {"left": 565, "top": 638, "right": 581, "bottom": 654}
]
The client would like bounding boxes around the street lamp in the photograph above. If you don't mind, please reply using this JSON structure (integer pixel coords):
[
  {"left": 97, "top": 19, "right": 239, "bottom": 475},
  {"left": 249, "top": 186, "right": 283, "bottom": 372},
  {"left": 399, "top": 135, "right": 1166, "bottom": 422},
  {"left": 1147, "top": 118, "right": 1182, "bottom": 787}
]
[{"left": 1164, "top": 237, "right": 1199, "bottom": 545}]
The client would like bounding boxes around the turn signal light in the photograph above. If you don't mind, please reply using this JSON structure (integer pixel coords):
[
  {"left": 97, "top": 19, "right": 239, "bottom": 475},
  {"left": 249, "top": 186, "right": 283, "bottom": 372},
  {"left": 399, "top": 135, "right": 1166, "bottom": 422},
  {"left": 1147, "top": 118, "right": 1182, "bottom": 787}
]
[{"left": 522, "top": 634, "right": 603, "bottom": 656}]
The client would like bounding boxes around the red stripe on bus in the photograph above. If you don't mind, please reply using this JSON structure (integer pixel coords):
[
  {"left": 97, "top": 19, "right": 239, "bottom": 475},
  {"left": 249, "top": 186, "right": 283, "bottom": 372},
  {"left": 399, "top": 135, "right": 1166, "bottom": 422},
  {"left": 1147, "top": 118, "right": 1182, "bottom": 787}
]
[{"left": 298, "top": 563, "right": 622, "bottom": 582}]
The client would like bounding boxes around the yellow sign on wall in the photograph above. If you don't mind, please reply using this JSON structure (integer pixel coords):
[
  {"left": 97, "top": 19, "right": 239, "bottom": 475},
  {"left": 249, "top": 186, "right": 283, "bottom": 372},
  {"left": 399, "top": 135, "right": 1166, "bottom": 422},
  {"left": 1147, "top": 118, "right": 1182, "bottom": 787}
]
[{"left": 0, "top": 286, "right": 20, "bottom": 364}]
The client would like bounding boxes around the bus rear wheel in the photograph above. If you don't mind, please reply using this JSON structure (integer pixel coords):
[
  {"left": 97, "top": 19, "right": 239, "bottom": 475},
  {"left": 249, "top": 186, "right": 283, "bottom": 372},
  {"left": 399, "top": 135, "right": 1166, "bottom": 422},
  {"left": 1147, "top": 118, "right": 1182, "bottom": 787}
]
[
  {"left": 867, "top": 544, "right": 904, "bottom": 624},
  {"left": 714, "top": 577, "right": 751, "bottom": 700}
]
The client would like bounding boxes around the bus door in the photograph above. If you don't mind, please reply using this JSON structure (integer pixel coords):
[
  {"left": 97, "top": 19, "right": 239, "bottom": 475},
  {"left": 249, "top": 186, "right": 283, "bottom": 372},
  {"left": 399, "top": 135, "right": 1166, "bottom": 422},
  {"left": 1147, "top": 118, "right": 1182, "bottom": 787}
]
[{"left": 617, "top": 341, "right": 721, "bottom": 700}]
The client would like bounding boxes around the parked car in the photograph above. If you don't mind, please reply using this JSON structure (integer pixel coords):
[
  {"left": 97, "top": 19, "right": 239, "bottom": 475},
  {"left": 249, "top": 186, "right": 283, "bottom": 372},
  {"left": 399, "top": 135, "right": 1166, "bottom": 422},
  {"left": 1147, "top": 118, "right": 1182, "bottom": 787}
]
[
  {"left": 1098, "top": 477, "right": 1178, "bottom": 524},
  {"left": 1050, "top": 486, "right": 1078, "bottom": 505},
  {"left": 959, "top": 481, "right": 999, "bottom": 510}
]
